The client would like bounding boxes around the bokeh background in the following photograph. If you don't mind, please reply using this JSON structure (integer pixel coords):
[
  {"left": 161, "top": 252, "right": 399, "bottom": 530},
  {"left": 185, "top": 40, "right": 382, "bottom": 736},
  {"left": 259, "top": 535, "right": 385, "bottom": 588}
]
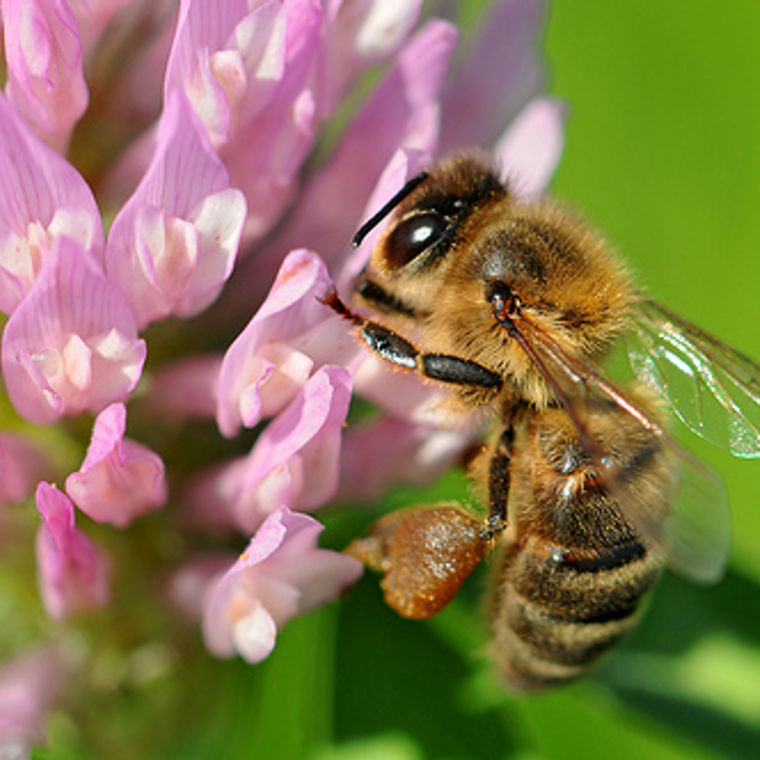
[{"left": 37, "top": 2, "right": 760, "bottom": 759}]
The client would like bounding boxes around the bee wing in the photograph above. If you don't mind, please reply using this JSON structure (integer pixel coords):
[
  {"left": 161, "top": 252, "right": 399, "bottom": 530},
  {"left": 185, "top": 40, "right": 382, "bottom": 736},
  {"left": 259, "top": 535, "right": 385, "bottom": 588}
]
[
  {"left": 515, "top": 314, "right": 730, "bottom": 584},
  {"left": 612, "top": 437, "right": 730, "bottom": 584},
  {"left": 627, "top": 298, "right": 760, "bottom": 457}
]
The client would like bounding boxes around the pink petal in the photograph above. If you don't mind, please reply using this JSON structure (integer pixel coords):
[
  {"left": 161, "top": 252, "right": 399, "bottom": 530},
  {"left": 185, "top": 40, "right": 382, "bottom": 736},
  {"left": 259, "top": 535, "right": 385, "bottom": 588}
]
[
  {"left": 229, "top": 598, "right": 278, "bottom": 662},
  {"left": 105, "top": 90, "right": 246, "bottom": 329},
  {"left": 493, "top": 96, "right": 568, "bottom": 198},
  {"left": 202, "top": 506, "right": 361, "bottom": 662},
  {"left": 260, "top": 508, "right": 363, "bottom": 612},
  {"left": 165, "top": 0, "right": 287, "bottom": 149},
  {"left": 217, "top": 248, "right": 341, "bottom": 437},
  {"left": 157, "top": 0, "right": 320, "bottom": 246},
  {"left": 242, "top": 343, "right": 314, "bottom": 423},
  {"left": 439, "top": 0, "right": 547, "bottom": 152},
  {"left": 2, "top": 0, "right": 88, "bottom": 145},
  {"left": 231, "top": 457, "right": 301, "bottom": 532},
  {"left": 65, "top": 403, "right": 167, "bottom": 527},
  {"left": 317, "top": 0, "right": 421, "bottom": 112},
  {"left": 2, "top": 236, "right": 146, "bottom": 424},
  {"left": 222, "top": 0, "right": 324, "bottom": 240},
  {"left": 35, "top": 482, "right": 109, "bottom": 619},
  {"left": 337, "top": 0, "right": 420, "bottom": 58},
  {"left": 0, "top": 646, "right": 64, "bottom": 753},
  {"left": 362, "top": 17, "right": 458, "bottom": 149},
  {"left": 230, "top": 365, "right": 352, "bottom": 531},
  {"left": 184, "top": 187, "right": 247, "bottom": 313},
  {"left": 0, "top": 433, "right": 50, "bottom": 506},
  {"left": 0, "top": 92, "right": 103, "bottom": 314},
  {"left": 165, "top": 0, "right": 251, "bottom": 96},
  {"left": 252, "top": 18, "right": 456, "bottom": 277}
]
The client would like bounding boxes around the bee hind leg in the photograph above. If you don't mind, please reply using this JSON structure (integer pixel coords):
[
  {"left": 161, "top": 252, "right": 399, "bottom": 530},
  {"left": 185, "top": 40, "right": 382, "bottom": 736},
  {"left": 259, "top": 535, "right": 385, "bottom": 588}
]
[{"left": 346, "top": 505, "right": 488, "bottom": 620}]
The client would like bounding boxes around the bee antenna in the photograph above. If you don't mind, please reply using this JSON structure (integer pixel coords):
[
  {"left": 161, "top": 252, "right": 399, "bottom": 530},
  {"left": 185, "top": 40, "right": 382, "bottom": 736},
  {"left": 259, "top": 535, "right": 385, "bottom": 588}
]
[{"left": 352, "top": 171, "right": 429, "bottom": 248}]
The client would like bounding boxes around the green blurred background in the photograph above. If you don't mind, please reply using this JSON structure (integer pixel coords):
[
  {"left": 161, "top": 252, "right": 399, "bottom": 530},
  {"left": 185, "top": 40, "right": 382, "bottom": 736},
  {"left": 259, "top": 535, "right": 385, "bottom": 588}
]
[{"left": 39, "top": 2, "right": 760, "bottom": 759}]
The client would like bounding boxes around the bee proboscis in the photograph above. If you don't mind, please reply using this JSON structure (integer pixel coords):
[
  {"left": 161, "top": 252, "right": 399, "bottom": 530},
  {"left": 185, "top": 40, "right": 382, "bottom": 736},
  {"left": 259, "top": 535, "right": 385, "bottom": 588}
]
[{"left": 326, "top": 153, "right": 756, "bottom": 691}]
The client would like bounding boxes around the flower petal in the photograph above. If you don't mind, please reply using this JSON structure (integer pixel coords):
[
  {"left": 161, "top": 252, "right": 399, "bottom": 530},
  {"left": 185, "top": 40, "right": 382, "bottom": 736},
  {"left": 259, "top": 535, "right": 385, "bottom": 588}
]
[
  {"left": 35, "top": 482, "right": 109, "bottom": 619},
  {"left": 259, "top": 508, "right": 363, "bottom": 613},
  {"left": 493, "top": 95, "right": 568, "bottom": 198},
  {"left": 0, "top": 92, "right": 103, "bottom": 314},
  {"left": 318, "top": 0, "right": 421, "bottom": 111},
  {"left": 65, "top": 403, "right": 167, "bottom": 527},
  {"left": 252, "top": 18, "right": 457, "bottom": 277},
  {"left": 183, "top": 187, "right": 247, "bottom": 315},
  {"left": 2, "top": 237, "right": 146, "bottom": 424},
  {"left": 439, "top": 0, "right": 547, "bottom": 152},
  {"left": 2, "top": 0, "right": 88, "bottom": 145},
  {"left": 230, "top": 599, "right": 278, "bottom": 663},
  {"left": 217, "top": 249, "right": 338, "bottom": 437},
  {"left": 165, "top": 0, "right": 287, "bottom": 149},
  {"left": 202, "top": 506, "right": 361, "bottom": 662},
  {"left": 230, "top": 365, "right": 352, "bottom": 531},
  {"left": 105, "top": 90, "right": 245, "bottom": 328},
  {"left": 162, "top": 0, "right": 321, "bottom": 240},
  {"left": 219, "top": 0, "right": 323, "bottom": 240}
]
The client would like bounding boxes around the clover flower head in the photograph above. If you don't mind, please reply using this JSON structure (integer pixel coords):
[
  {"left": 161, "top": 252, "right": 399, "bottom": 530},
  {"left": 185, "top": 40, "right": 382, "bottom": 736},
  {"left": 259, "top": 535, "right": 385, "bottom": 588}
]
[{"left": 0, "top": 0, "right": 564, "bottom": 752}]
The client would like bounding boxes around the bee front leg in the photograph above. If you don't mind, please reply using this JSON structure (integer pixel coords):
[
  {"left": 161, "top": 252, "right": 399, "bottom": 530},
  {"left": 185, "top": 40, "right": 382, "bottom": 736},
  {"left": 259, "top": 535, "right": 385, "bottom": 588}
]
[
  {"left": 326, "top": 291, "right": 500, "bottom": 619},
  {"left": 324, "top": 291, "right": 503, "bottom": 392}
]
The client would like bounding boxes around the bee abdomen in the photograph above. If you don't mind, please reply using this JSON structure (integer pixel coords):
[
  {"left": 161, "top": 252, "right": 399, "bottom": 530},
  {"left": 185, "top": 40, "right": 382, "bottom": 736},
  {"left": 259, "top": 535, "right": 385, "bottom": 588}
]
[{"left": 489, "top": 538, "right": 663, "bottom": 692}]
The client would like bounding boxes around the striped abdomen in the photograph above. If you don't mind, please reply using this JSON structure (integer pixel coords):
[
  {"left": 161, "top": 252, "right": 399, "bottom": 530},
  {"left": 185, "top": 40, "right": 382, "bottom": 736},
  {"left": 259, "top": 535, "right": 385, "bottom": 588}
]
[{"left": 487, "top": 401, "right": 671, "bottom": 691}]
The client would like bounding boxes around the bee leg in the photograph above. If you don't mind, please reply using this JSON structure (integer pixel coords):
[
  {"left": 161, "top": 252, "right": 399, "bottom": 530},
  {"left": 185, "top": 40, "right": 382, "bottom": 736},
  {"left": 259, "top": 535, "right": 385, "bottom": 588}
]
[
  {"left": 347, "top": 505, "right": 488, "bottom": 620},
  {"left": 484, "top": 427, "right": 514, "bottom": 539},
  {"left": 355, "top": 276, "right": 417, "bottom": 318},
  {"left": 323, "top": 291, "right": 503, "bottom": 391},
  {"left": 363, "top": 321, "right": 502, "bottom": 390}
]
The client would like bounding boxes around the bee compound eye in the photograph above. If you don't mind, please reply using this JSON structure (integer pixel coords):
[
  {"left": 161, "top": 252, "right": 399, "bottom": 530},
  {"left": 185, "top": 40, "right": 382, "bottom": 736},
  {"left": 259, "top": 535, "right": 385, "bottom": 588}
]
[{"left": 384, "top": 211, "right": 447, "bottom": 269}]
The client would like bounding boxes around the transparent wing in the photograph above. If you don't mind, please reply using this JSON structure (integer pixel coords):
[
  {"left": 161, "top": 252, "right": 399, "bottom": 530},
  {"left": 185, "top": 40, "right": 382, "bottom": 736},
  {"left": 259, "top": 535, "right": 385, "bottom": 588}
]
[
  {"left": 627, "top": 298, "right": 760, "bottom": 457},
  {"left": 514, "top": 313, "right": 730, "bottom": 584}
]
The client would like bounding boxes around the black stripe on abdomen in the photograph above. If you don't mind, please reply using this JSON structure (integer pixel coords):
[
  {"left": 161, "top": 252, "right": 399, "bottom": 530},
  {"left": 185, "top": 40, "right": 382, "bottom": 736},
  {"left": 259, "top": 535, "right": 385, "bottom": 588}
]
[{"left": 488, "top": 541, "right": 663, "bottom": 691}]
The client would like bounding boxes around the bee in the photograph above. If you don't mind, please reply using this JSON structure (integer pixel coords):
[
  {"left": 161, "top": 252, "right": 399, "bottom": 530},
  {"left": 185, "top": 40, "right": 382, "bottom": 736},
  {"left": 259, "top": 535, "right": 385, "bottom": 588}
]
[{"left": 325, "top": 153, "right": 757, "bottom": 691}]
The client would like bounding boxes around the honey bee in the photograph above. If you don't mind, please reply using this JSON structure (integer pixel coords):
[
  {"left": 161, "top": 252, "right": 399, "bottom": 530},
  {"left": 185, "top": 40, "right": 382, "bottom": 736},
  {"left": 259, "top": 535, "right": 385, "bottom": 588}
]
[{"left": 325, "top": 153, "right": 757, "bottom": 691}]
